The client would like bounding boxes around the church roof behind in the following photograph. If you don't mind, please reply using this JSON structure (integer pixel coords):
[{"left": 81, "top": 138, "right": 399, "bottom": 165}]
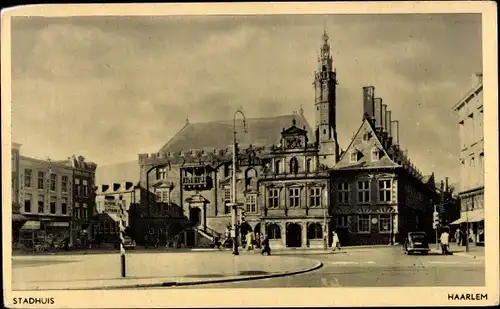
[{"left": 158, "top": 113, "right": 313, "bottom": 154}]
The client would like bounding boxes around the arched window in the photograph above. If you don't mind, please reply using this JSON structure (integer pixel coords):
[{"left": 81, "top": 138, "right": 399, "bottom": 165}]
[
  {"left": 307, "top": 223, "right": 323, "bottom": 240},
  {"left": 267, "top": 224, "right": 281, "bottom": 239},
  {"left": 290, "top": 157, "right": 299, "bottom": 174},
  {"left": 306, "top": 158, "right": 312, "bottom": 173},
  {"left": 245, "top": 168, "right": 257, "bottom": 190},
  {"left": 275, "top": 160, "right": 281, "bottom": 174}
]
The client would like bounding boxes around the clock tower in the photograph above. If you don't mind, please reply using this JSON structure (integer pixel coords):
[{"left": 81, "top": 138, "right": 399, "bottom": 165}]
[{"left": 313, "top": 31, "right": 339, "bottom": 168}]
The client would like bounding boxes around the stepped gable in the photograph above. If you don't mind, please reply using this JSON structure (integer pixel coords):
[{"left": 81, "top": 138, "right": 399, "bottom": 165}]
[
  {"left": 333, "top": 118, "right": 399, "bottom": 170},
  {"left": 158, "top": 113, "right": 313, "bottom": 154}
]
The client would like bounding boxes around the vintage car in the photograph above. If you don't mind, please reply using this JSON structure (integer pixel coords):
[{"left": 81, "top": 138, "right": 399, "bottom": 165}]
[
  {"left": 403, "top": 232, "right": 430, "bottom": 255},
  {"left": 123, "top": 236, "right": 136, "bottom": 249}
]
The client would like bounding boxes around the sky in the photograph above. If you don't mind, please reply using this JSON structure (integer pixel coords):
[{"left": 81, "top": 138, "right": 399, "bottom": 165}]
[{"left": 10, "top": 13, "right": 482, "bottom": 184}]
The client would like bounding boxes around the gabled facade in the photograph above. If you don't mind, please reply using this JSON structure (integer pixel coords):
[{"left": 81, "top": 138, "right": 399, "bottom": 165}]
[{"left": 330, "top": 87, "right": 439, "bottom": 246}]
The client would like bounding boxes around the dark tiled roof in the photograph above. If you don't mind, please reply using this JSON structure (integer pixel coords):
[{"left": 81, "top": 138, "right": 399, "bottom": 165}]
[{"left": 158, "top": 114, "right": 313, "bottom": 154}]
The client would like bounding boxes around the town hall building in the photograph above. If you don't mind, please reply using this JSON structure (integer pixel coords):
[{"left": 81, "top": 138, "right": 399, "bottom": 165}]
[{"left": 136, "top": 31, "right": 439, "bottom": 247}]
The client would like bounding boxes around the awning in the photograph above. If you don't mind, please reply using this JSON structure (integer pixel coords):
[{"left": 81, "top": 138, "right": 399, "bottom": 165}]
[
  {"left": 47, "top": 221, "right": 70, "bottom": 227},
  {"left": 21, "top": 221, "right": 41, "bottom": 230},
  {"left": 450, "top": 209, "right": 485, "bottom": 225},
  {"left": 12, "top": 214, "right": 27, "bottom": 222}
]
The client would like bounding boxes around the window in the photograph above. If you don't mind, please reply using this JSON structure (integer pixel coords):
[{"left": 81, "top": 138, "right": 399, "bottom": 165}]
[
  {"left": 358, "top": 215, "right": 370, "bottom": 233},
  {"left": 38, "top": 195, "right": 44, "bottom": 213},
  {"left": 306, "top": 159, "right": 312, "bottom": 173},
  {"left": 224, "top": 187, "right": 231, "bottom": 214},
  {"left": 307, "top": 223, "right": 323, "bottom": 239},
  {"left": 38, "top": 171, "right": 45, "bottom": 189},
  {"left": 290, "top": 157, "right": 299, "bottom": 174},
  {"left": 371, "top": 149, "right": 380, "bottom": 161},
  {"left": 268, "top": 188, "right": 280, "bottom": 208},
  {"left": 74, "top": 202, "right": 80, "bottom": 219},
  {"left": 24, "top": 169, "right": 32, "bottom": 188},
  {"left": 336, "top": 215, "right": 349, "bottom": 228},
  {"left": 289, "top": 187, "right": 300, "bottom": 207},
  {"left": 468, "top": 113, "right": 475, "bottom": 144},
  {"left": 459, "top": 120, "right": 465, "bottom": 149},
  {"left": 50, "top": 174, "right": 56, "bottom": 191},
  {"left": 309, "top": 187, "right": 321, "bottom": 207},
  {"left": 75, "top": 178, "right": 81, "bottom": 196},
  {"left": 156, "top": 188, "right": 170, "bottom": 203},
  {"left": 363, "top": 132, "right": 370, "bottom": 141},
  {"left": 350, "top": 152, "right": 358, "bottom": 163},
  {"left": 479, "top": 152, "right": 484, "bottom": 181},
  {"left": 267, "top": 224, "right": 281, "bottom": 239},
  {"left": 82, "top": 207, "right": 88, "bottom": 219},
  {"left": 50, "top": 197, "right": 56, "bottom": 214},
  {"left": 83, "top": 180, "right": 88, "bottom": 197},
  {"left": 157, "top": 167, "right": 167, "bottom": 180},
  {"left": 357, "top": 180, "right": 370, "bottom": 203},
  {"left": 275, "top": 160, "right": 281, "bottom": 174},
  {"left": 337, "top": 182, "right": 350, "bottom": 204},
  {"left": 479, "top": 109, "right": 484, "bottom": 140},
  {"left": 61, "top": 176, "right": 68, "bottom": 193},
  {"left": 246, "top": 194, "right": 257, "bottom": 213},
  {"left": 379, "top": 214, "right": 391, "bottom": 233},
  {"left": 24, "top": 194, "right": 32, "bottom": 212},
  {"left": 61, "top": 197, "right": 68, "bottom": 215},
  {"left": 379, "top": 180, "right": 392, "bottom": 203}
]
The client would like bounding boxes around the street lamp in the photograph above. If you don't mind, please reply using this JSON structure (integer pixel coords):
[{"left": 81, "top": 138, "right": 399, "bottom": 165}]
[
  {"left": 232, "top": 110, "right": 247, "bottom": 256},
  {"left": 323, "top": 188, "right": 328, "bottom": 251}
]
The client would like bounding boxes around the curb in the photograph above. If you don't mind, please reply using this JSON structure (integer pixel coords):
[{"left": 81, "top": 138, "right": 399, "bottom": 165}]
[
  {"left": 453, "top": 252, "right": 485, "bottom": 260},
  {"left": 16, "top": 260, "right": 324, "bottom": 291}
]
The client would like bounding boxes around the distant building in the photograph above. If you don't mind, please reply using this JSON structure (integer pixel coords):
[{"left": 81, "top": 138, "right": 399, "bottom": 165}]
[
  {"left": 11, "top": 143, "right": 24, "bottom": 243},
  {"left": 136, "top": 31, "right": 438, "bottom": 247},
  {"left": 17, "top": 155, "right": 74, "bottom": 249},
  {"left": 66, "top": 155, "right": 97, "bottom": 245},
  {"left": 451, "top": 73, "right": 484, "bottom": 245}
]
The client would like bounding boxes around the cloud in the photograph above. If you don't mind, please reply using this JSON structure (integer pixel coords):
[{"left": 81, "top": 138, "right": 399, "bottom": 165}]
[{"left": 10, "top": 14, "right": 482, "bottom": 180}]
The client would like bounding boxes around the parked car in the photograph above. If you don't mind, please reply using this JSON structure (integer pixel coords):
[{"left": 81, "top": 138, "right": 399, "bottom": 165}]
[
  {"left": 403, "top": 232, "right": 430, "bottom": 255},
  {"left": 123, "top": 236, "right": 136, "bottom": 249}
]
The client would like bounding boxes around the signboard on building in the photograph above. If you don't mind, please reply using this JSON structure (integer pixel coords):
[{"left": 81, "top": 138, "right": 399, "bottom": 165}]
[{"left": 104, "top": 199, "right": 121, "bottom": 214}]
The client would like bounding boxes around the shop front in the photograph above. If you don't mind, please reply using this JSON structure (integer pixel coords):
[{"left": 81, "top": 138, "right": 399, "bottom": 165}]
[{"left": 450, "top": 208, "right": 484, "bottom": 246}]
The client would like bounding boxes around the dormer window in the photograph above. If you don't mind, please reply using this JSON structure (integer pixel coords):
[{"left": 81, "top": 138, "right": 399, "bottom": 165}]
[
  {"left": 363, "top": 132, "right": 370, "bottom": 141},
  {"left": 371, "top": 149, "right": 380, "bottom": 161},
  {"left": 350, "top": 151, "right": 359, "bottom": 163}
]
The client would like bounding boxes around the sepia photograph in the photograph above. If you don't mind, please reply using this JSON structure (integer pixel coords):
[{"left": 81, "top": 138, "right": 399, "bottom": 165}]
[{"left": 2, "top": 2, "right": 498, "bottom": 308}]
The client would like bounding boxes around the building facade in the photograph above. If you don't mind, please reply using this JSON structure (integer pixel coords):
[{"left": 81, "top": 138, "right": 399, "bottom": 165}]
[
  {"left": 17, "top": 156, "right": 74, "bottom": 249},
  {"left": 451, "top": 73, "right": 484, "bottom": 245},
  {"left": 134, "top": 31, "right": 439, "bottom": 247},
  {"left": 68, "top": 155, "right": 97, "bottom": 245}
]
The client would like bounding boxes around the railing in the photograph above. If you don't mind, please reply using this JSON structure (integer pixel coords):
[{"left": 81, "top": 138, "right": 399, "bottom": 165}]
[{"left": 182, "top": 176, "right": 207, "bottom": 185}]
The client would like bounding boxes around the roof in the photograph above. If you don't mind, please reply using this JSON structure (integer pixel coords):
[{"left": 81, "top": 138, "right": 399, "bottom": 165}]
[
  {"left": 333, "top": 119, "right": 399, "bottom": 170},
  {"left": 158, "top": 113, "right": 313, "bottom": 154}
]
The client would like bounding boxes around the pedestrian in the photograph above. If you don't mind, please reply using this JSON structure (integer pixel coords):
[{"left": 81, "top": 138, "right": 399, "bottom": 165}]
[
  {"left": 261, "top": 235, "right": 271, "bottom": 256},
  {"left": 255, "top": 232, "right": 261, "bottom": 249},
  {"left": 332, "top": 230, "right": 341, "bottom": 251},
  {"left": 440, "top": 228, "right": 450, "bottom": 255},
  {"left": 454, "top": 228, "right": 461, "bottom": 246},
  {"left": 246, "top": 231, "right": 254, "bottom": 251},
  {"left": 469, "top": 228, "right": 475, "bottom": 244}
]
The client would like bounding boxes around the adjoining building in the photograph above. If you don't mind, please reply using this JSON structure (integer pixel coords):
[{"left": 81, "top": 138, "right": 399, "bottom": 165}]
[
  {"left": 451, "top": 73, "right": 484, "bottom": 246},
  {"left": 17, "top": 154, "right": 74, "bottom": 249},
  {"left": 136, "top": 31, "right": 439, "bottom": 247}
]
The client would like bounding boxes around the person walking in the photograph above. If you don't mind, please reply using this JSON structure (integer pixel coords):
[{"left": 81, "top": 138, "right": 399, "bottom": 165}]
[
  {"left": 246, "top": 231, "right": 254, "bottom": 251},
  {"left": 261, "top": 235, "right": 271, "bottom": 256},
  {"left": 332, "top": 231, "right": 341, "bottom": 251},
  {"left": 454, "top": 228, "right": 461, "bottom": 246},
  {"left": 440, "top": 228, "right": 450, "bottom": 255}
]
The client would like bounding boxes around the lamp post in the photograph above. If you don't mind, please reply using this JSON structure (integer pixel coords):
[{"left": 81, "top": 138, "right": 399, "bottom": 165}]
[
  {"left": 232, "top": 110, "right": 247, "bottom": 256},
  {"left": 323, "top": 188, "right": 328, "bottom": 251}
]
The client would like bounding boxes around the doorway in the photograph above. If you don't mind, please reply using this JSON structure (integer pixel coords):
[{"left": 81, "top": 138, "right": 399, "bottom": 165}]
[
  {"left": 286, "top": 223, "right": 302, "bottom": 248},
  {"left": 189, "top": 207, "right": 201, "bottom": 226}
]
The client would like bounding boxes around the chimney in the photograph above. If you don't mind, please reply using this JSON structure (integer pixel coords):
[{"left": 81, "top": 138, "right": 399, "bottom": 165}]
[
  {"left": 386, "top": 110, "right": 392, "bottom": 137},
  {"left": 374, "top": 98, "right": 383, "bottom": 130},
  {"left": 391, "top": 121, "right": 400, "bottom": 146},
  {"left": 381, "top": 104, "right": 387, "bottom": 132},
  {"left": 362, "top": 86, "right": 375, "bottom": 123},
  {"left": 102, "top": 184, "right": 109, "bottom": 193},
  {"left": 113, "top": 183, "right": 120, "bottom": 191},
  {"left": 445, "top": 177, "right": 449, "bottom": 193}
]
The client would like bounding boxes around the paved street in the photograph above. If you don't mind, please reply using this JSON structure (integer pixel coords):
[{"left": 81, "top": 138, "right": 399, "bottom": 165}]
[
  {"left": 11, "top": 245, "right": 484, "bottom": 290},
  {"left": 168, "top": 246, "right": 485, "bottom": 288}
]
